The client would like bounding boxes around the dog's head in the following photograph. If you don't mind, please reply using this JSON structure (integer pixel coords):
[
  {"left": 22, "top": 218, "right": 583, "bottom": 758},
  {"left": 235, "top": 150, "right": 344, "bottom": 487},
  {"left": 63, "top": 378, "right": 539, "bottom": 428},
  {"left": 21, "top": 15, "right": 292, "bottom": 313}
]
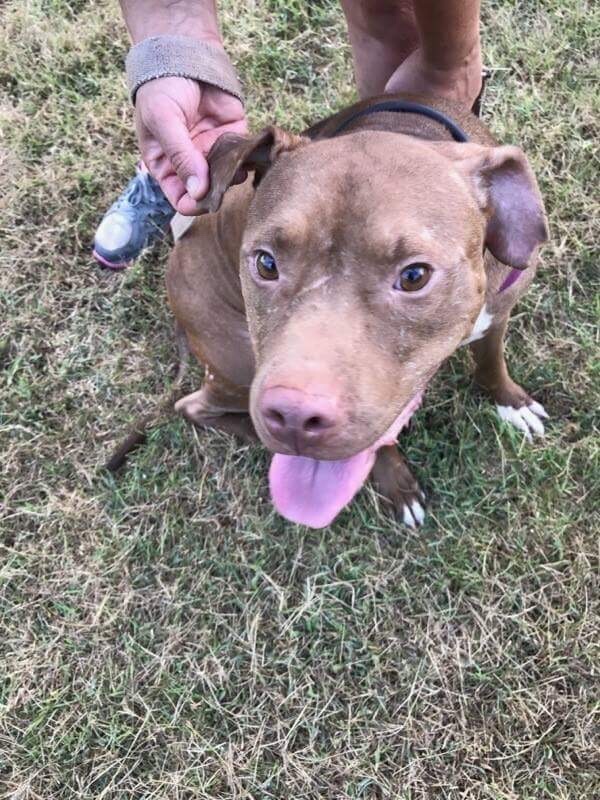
[{"left": 202, "top": 126, "right": 547, "bottom": 526}]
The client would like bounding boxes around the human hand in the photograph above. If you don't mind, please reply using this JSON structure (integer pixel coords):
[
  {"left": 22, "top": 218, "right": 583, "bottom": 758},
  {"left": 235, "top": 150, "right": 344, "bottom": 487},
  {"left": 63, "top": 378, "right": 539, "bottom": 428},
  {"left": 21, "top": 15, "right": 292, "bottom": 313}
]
[{"left": 135, "top": 75, "right": 247, "bottom": 215}]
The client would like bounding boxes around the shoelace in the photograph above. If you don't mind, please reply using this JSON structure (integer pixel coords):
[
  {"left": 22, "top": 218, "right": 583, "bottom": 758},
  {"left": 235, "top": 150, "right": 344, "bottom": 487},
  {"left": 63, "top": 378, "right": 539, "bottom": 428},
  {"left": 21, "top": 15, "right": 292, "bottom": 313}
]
[{"left": 122, "top": 171, "right": 163, "bottom": 208}]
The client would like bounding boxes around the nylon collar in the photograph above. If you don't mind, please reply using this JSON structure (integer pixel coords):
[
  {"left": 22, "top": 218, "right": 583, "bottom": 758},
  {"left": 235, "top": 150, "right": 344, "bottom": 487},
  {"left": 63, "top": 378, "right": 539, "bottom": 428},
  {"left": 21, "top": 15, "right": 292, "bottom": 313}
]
[{"left": 330, "top": 99, "right": 470, "bottom": 142}]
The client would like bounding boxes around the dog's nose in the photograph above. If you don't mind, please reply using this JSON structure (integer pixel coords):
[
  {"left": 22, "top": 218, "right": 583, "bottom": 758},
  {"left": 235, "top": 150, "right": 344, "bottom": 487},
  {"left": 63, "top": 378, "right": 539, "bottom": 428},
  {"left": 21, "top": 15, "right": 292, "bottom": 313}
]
[{"left": 259, "top": 387, "right": 339, "bottom": 451}]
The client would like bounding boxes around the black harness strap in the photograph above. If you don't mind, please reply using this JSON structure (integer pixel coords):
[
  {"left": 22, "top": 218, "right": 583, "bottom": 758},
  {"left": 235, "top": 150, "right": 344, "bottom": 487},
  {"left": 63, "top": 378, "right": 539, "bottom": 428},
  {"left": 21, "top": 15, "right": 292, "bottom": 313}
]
[{"left": 330, "top": 99, "right": 470, "bottom": 143}]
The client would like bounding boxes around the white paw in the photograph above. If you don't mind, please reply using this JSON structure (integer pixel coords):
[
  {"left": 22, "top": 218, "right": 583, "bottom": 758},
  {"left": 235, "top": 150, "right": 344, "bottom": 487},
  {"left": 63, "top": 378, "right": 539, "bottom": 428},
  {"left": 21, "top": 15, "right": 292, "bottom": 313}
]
[
  {"left": 402, "top": 495, "right": 426, "bottom": 528},
  {"left": 496, "top": 400, "right": 549, "bottom": 441}
]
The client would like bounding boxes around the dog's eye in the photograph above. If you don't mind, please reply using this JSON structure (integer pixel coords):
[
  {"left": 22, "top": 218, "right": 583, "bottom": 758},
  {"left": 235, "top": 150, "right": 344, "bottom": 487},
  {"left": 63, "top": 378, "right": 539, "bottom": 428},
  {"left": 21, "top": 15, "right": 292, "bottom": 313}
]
[
  {"left": 256, "top": 250, "right": 279, "bottom": 281},
  {"left": 395, "top": 263, "right": 431, "bottom": 292}
]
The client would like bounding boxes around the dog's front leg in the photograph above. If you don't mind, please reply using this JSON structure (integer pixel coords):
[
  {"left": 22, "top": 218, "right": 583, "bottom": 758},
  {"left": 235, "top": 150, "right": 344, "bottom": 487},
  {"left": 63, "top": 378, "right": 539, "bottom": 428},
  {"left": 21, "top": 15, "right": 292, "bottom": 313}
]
[
  {"left": 470, "top": 315, "right": 549, "bottom": 441},
  {"left": 176, "top": 372, "right": 258, "bottom": 444},
  {"left": 372, "top": 445, "right": 426, "bottom": 528}
]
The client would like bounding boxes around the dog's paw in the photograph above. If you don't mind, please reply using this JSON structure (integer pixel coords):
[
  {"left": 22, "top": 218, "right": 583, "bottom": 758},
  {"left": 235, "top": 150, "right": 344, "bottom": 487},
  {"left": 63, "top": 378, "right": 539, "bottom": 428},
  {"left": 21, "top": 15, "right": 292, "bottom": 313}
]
[
  {"left": 496, "top": 400, "right": 549, "bottom": 441},
  {"left": 372, "top": 446, "right": 427, "bottom": 528},
  {"left": 401, "top": 491, "right": 427, "bottom": 529}
]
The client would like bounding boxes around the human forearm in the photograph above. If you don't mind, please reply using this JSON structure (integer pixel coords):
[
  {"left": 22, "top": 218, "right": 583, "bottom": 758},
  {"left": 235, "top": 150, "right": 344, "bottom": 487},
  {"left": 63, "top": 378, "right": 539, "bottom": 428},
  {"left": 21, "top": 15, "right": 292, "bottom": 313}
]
[
  {"left": 413, "top": 0, "right": 480, "bottom": 69},
  {"left": 119, "top": 0, "right": 221, "bottom": 44}
]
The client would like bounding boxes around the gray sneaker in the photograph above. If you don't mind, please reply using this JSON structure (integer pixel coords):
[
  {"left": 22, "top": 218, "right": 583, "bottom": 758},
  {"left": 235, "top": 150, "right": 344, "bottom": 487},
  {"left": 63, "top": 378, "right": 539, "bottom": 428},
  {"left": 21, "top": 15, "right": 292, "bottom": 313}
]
[{"left": 93, "top": 166, "right": 175, "bottom": 270}]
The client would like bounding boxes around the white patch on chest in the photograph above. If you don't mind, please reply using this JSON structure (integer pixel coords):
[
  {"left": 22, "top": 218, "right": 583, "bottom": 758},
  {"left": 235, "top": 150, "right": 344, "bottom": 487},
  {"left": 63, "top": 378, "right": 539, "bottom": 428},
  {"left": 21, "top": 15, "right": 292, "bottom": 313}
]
[
  {"left": 171, "top": 212, "right": 195, "bottom": 242},
  {"left": 461, "top": 305, "right": 494, "bottom": 345}
]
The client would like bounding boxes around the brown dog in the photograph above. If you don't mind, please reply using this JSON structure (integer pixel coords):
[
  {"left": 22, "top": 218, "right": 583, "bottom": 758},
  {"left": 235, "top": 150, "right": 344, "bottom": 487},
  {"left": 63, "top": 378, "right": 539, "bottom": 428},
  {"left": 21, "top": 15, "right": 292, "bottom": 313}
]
[{"left": 166, "top": 93, "right": 548, "bottom": 528}]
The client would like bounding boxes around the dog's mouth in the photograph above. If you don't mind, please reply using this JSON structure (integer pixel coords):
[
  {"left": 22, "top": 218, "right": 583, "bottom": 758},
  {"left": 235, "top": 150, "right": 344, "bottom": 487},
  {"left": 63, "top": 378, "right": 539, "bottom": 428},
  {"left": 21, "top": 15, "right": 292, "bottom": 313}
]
[{"left": 268, "top": 392, "right": 423, "bottom": 528}]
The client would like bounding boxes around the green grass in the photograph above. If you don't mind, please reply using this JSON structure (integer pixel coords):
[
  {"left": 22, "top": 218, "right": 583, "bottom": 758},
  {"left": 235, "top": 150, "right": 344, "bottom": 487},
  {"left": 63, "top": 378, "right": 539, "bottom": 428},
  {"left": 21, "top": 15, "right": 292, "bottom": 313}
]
[{"left": 0, "top": 0, "right": 598, "bottom": 797}]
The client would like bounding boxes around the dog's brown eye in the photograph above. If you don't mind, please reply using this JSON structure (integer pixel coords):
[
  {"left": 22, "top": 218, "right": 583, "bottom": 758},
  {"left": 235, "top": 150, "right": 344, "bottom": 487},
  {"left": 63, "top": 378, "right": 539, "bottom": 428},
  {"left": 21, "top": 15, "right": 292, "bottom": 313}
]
[
  {"left": 256, "top": 250, "right": 278, "bottom": 281},
  {"left": 395, "top": 263, "right": 431, "bottom": 292}
]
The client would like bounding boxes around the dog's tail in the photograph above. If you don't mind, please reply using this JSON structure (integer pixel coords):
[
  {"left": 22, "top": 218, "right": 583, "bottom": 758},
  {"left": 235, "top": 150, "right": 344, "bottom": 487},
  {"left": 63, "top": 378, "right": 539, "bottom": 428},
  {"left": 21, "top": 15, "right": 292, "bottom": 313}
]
[{"left": 104, "top": 324, "right": 190, "bottom": 472}]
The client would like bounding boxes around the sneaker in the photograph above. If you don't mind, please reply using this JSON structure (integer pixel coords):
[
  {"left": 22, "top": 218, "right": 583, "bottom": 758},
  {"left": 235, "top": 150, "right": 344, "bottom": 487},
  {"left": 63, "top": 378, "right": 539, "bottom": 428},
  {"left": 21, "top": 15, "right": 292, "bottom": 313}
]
[{"left": 93, "top": 165, "right": 175, "bottom": 270}]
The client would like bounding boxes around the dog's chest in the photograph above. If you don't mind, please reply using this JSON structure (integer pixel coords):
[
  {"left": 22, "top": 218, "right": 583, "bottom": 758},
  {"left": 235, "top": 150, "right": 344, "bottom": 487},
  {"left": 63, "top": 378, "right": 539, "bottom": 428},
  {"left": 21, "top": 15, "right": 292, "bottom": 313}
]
[{"left": 461, "top": 305, "right": 494, "bottom": 345}]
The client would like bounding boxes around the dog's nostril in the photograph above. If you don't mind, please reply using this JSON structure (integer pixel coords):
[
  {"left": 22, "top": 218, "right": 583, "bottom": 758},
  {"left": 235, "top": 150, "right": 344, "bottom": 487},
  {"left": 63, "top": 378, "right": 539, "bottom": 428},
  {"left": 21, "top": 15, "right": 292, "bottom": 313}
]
[
  {"left": 303, "top": 415, "right": 324, "bottom": 432},
  {"left": 265, "top": 408, "right": 286, "bottom": 428},
  {"left": 261, "top": 391, "right": 338, "bottom": 443}
]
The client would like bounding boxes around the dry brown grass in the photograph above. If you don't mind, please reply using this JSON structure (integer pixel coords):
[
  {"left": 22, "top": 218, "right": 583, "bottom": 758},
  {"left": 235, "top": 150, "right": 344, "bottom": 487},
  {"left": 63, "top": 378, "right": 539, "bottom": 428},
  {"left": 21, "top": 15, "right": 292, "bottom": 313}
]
[{"left": 0, "top": 0, "right": 598, "bottom": 797}]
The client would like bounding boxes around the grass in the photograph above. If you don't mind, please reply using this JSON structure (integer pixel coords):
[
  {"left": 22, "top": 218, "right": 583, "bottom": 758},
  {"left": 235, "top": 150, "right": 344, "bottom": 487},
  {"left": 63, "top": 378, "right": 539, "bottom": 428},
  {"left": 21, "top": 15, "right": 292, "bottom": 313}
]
[{"left": 0, "top": 0, "right": 598, "bottom": 797}]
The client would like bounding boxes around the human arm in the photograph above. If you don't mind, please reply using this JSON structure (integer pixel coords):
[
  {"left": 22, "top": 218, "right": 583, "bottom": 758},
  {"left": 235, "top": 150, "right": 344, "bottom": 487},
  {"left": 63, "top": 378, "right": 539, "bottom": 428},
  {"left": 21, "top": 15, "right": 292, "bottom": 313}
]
[
  {"left": 385, "top": 0, "right": 482, "bottom": 107},
  {"left": 120, "top": 0, "right": 247, "bottom": 214}
]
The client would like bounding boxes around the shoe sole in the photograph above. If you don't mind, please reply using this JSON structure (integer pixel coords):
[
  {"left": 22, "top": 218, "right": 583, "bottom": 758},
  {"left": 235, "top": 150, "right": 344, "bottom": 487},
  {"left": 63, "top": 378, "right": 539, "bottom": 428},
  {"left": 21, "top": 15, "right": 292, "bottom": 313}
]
[{"left": 93, "top": 249, "right": 131, "bottom": 271}]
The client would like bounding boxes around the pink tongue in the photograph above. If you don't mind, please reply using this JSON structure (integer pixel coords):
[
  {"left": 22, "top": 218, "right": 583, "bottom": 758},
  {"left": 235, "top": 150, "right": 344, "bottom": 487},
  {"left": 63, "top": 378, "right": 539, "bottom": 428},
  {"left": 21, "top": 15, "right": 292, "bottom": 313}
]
[
  {"left": 269, "top": 449, "right": 376, "bottom": 529},
  {"left": 268, "top": 392, "right": 424, "bottom": 529}
]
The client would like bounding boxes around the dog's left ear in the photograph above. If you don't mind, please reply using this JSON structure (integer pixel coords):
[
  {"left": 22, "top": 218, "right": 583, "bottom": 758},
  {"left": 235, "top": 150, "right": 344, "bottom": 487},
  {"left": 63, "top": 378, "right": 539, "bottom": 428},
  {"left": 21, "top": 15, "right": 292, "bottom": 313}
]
[
  {"left": 433, "top": 143, "right": 549, "bottom": 268},
  {"left": 197, "top": 126, "right": 308, "bottom": 214}
]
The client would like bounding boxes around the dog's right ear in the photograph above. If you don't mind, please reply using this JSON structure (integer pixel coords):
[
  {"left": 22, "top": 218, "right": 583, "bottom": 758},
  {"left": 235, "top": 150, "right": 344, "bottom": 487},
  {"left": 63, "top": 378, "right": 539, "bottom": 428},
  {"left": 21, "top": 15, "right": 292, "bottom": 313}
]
[{"left": 198, "top": 126, "right": 308, "bottom": 214}]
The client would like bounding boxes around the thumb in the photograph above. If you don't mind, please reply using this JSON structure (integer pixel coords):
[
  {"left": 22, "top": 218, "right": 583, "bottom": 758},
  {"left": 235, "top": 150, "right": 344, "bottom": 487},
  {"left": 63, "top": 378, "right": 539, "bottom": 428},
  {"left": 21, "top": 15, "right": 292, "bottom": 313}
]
[{"left": 157, "top": 114, "right": 210, "bottom": 205}]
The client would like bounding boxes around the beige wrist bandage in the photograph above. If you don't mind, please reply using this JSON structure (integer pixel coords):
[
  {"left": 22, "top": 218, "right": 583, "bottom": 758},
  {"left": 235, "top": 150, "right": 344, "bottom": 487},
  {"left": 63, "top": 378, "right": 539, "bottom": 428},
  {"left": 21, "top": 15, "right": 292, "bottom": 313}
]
[{"left": 126, "top": 35, "right": 243, "bottom": 103}]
